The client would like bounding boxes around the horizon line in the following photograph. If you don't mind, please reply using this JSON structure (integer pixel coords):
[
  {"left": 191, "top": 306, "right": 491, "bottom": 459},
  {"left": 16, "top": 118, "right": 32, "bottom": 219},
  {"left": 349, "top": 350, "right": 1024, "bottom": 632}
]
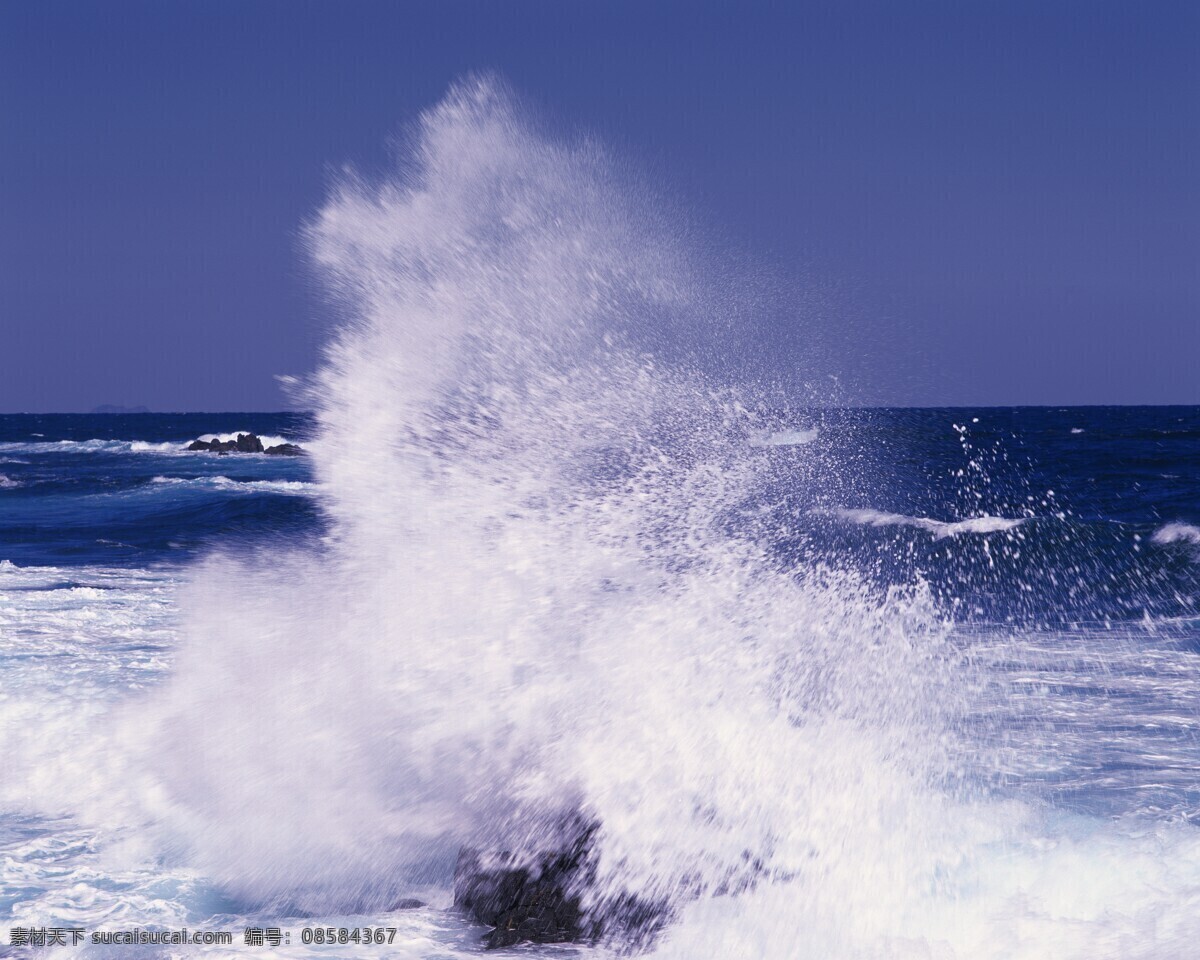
[{"left": 2, "top": 402, "right": 1199, "bottom": 415}]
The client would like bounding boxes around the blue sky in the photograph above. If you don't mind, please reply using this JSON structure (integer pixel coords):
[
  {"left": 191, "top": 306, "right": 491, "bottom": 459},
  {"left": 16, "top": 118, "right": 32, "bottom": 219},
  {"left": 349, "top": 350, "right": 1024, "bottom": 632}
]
[{"left": 2, "top": 0, "right": 1197, "bottom": 410}]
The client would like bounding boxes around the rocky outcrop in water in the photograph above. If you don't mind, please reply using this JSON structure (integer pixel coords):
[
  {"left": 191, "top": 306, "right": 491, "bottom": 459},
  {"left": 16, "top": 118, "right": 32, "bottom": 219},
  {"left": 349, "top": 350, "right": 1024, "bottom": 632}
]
[
  {"left": 263, "top": 442, "right": 304, "bottom": 456},
  {"left": 186, "top": 434, "right": 303, "bottom": 456},
  {"left": 453, "top": 816, "right": 667, "bottom": 950}
]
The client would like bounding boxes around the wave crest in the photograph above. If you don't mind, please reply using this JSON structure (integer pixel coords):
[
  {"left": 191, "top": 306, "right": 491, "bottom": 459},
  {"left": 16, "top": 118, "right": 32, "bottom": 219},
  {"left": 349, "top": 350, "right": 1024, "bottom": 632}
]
[
  {"left": 814, "top": 506, "right": 1026, "bottom": 539},
  {"left": 1152, "top": 522, "right": 1200, "bottom": 546}
]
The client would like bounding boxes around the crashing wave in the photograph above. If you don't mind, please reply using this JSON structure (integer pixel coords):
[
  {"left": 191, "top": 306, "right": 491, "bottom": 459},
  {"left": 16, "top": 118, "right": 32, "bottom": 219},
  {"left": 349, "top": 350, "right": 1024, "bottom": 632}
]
[
  {"left": 7, "top": 78, "right": 1200, "bottom": 959},
  {"left": 123, "top": 78, "right": 959, "bottom": 945}
]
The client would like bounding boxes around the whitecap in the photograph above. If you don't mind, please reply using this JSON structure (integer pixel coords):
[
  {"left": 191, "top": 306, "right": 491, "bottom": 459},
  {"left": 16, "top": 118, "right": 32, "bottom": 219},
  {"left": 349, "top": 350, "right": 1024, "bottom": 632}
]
[
  {"left": 0, "top": 439, "right": 182, "bottom": 456},
  {"left": 1152, "top": 522, "right": 1200, "bottom": 546},
  {"left": 814, "top": 507, "right": 1026, "bottom": 539},
  {"left": 149, "top": 475, "right": 316, "bottom": 496},
  {"left": 129, "top": 440, "right": 188, "bottom": 454}
]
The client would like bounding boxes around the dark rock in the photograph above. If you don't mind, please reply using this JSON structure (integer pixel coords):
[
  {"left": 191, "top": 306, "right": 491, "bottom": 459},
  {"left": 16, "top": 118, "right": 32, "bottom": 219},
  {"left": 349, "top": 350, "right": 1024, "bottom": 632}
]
[
  {"left": 454, "top": 815, "right": 667, "bottom": 950},
  {"left": 186, "top": 437, "right": 240, "bottom": 453},
  {"left": 186, "top": 433, "right": 300, "bottom": 455},
  {"left": 390, "top": 899, "right": 425, "bottom": 910},
  {"left": 264, "top": 442, "right": 305, "bottom": 456}
]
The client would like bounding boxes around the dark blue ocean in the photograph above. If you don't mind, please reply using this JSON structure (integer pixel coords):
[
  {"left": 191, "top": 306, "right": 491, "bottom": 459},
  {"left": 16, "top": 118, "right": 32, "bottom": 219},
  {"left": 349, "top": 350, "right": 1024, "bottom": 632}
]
[
  {"left": 0, "top": 413, "right": 319, "bottom": 566},
  {"left": 3, "top": 408, "right": 1197, "bottom": 626}
]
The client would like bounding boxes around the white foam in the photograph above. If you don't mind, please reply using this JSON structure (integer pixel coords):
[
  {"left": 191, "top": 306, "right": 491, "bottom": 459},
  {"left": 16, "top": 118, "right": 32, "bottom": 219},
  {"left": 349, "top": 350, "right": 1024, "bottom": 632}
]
[
  {"left": 815, "top": 506, "right": 1026, "bottom": 539},
  {"left": 1152, "top": 522, "right": 1200, "bottom": 546},
  {"left": 650, "top": 810, "right": 1200, "bottom": 960},
  {"left": 149, "top": 475, "right": 316, "bottom": 495},
  {"left": 0, "top": 438, "right": 116, "bottom": 454},
  {"left": 0, "top": 438, "right": 188, "bottom": 456}
]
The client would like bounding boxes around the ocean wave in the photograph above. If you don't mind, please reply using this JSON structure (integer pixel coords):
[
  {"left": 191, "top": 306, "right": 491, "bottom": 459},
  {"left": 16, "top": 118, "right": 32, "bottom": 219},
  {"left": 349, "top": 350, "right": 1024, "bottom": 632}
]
[
  {"left": 129, "top": 440, "right": 191, "bottom": 453},
  {"left": 0, "top": 438, "right": 186, "bottom": 456},
  {"left": 0, "top": 438, "right": 118, "bottom": 454},
  {"left": 814, "top": 507, "right": 1026, "bottom": 539},
  {"left": 148, "top": 476, "right": 317, "bottom": 496},
  {"left": 0, "top": 474, "right": 20, "bottom": 489},
  {"left": 1152, "top": 522, "right": 1200, "bottom": 546}
]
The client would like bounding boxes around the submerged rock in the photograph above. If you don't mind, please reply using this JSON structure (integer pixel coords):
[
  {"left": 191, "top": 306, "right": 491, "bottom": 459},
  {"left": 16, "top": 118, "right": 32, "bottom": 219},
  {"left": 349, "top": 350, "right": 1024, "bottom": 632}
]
[{"left": 454, "top": 816, "right": 667, "bottom": 950}]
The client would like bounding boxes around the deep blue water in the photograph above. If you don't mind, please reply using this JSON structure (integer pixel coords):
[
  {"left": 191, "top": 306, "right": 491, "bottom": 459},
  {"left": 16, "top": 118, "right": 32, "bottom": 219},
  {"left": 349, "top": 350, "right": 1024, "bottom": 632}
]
[
  {"left": 0, "top": 413, "right": 321, "bottom": 566},
  {"left": 1, "top": 408, "right": 1197, "bottom": 627},
  {"left": 765, "top": 405, "right": 1200, "bottom": 625}
]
